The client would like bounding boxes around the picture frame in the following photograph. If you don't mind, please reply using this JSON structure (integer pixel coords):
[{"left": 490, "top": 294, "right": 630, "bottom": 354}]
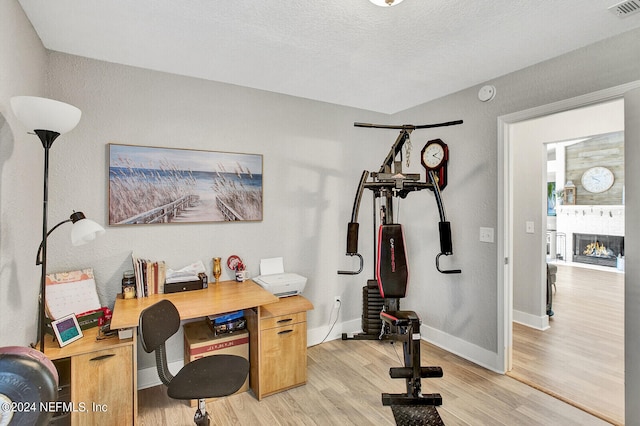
[
  {"left": 108, "top": 144, "right": 263, "bottom": 225},
  {"left": 51, "top": 313, "right": 84, "bottom": 347}
]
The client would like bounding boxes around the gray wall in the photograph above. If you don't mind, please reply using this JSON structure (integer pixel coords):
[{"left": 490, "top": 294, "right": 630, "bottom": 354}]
[
  {"left": 0, "top": 0, "right": 48, "bottom": 346},
  {"left": 2, "top": 0, "right": 640, "bottom": 420}
]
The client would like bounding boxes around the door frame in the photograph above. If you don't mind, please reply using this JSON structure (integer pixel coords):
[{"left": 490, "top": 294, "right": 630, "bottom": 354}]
[{"left": 497, "top": 80, "right": 640, "bottom": 373}]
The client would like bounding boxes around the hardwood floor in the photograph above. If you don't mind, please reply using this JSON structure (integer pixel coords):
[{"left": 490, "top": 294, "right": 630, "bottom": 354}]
[
  {"left": 138, "top": 335, "right": 609, "bottom": 425},
  {"left": 510, "top": 264, "right": 624, "bottom": 425}
]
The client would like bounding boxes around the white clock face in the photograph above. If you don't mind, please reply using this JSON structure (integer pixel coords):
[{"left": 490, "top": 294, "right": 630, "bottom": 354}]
[
  {"left": 581, "top": 166, "right": 614, "bottom": 193},
  {"left": 422, "top": 143, "right": 445, "bottom": 169}
]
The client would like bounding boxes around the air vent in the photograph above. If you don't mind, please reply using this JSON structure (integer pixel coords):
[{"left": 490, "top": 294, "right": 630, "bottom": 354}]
[{"left": 608, "top": 0, "right": 640, "bottom": 17}]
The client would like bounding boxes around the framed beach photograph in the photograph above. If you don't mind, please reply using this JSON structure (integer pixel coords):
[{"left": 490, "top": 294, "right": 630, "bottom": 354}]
[{"left": 109, "top": 144, "right": 263, "bottom": 225}]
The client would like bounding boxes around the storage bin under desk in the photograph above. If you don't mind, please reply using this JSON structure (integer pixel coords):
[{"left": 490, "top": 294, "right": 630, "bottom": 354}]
[{"left": 183, "top": 320, "right": 249, "bottom": 407}]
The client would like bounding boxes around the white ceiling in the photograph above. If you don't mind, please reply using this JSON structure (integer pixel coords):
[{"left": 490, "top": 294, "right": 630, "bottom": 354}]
[{"left": 17, "top": 0, "right": 640, "bottom": 114}]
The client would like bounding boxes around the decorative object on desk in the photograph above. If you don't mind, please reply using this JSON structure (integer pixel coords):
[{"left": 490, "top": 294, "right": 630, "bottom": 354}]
[
  {"left": 108, "top": 144, "right": 263, "bottom": 225},
  {"left": 11, "top": 96, "right": 106, "bottom": 352},
  {"left": 122, "top": 270, "right": 136, "bottom": 299},
  {"left": 227, "top": 255, "right": 247, "bottom": 282},
  {"left": 213, "top": 257, "right": 222, "bottom": 283}
]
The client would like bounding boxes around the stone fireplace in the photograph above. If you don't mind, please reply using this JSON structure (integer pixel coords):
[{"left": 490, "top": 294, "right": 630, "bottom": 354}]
[{"left": 573, "top": 233, "right": 624, "bottom": 267}]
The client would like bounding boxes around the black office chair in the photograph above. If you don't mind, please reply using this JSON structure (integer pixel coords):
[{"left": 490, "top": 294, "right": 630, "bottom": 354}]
[{"left": 139, "top": 300, "right": 249, "bottom": 426}]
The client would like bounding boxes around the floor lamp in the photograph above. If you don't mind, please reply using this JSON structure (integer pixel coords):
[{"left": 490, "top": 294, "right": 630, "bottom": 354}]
[{"left": 10, "top": 96, "right": 105, "bottom": 352}]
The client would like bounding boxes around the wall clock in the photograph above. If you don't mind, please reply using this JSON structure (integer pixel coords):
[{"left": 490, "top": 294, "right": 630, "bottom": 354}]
[
  {"left": 581, "top": 166, "right": 614, "bottom": 193},
  {"left": 421, "top": 139, "right": 448, "bottom": 189}
]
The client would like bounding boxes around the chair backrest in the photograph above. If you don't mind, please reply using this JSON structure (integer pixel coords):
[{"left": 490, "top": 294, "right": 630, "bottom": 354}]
[{"left": 139, "top": 299, "right": 181, "bottom": 354}]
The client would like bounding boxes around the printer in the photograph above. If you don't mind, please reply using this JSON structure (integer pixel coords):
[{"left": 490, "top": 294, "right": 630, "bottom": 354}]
[{"left": 253, "top": 257, "right": 307, "bottom": 298}]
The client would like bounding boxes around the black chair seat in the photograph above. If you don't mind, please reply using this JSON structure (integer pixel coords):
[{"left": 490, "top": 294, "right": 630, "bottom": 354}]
[{"left": 168, "top": 354, "right": 249, "bottom": 400}]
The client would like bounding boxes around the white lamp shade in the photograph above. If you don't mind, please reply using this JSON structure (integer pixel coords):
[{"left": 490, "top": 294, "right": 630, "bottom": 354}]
[
  {"left": 10, "top": 96, "right": 81, "bottom": 134},
  {"left": 369, "top": 0, "right": 405, "bottom": 6},
  {"left": 71, "top": 218, "right": 106, "bottom": 246}
]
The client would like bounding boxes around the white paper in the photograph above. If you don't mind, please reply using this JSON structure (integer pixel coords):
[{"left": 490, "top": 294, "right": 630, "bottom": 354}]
[{"left": 259, "top": 257, "right": 285, "bottom": 276}]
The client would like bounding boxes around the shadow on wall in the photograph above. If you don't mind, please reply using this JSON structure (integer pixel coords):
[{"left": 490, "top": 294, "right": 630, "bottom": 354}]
[{"left": 0, "top": 112, "right": 22, "bottom": 319}]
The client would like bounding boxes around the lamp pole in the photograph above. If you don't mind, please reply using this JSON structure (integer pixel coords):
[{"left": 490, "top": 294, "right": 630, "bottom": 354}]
[{"left": 36, "top": 130, "right": 60, "bottom": 353}]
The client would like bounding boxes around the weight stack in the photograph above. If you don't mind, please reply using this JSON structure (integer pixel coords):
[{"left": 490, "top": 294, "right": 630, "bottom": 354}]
[{"left": 362, "top": 279, "right": 384, "bottom": 335}]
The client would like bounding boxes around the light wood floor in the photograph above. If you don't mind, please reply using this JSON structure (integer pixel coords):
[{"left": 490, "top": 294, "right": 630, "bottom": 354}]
[
  {"left": 138, "top": 336, "right": 609, "bottom": 425},
  {"left": 510, "top": 264, "right": 624, "bottom": 425}
]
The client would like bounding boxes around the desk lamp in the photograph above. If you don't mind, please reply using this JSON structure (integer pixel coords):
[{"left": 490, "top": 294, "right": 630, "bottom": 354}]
[{"left": 11, "top": 96, "right": 105, "bottom": 352}]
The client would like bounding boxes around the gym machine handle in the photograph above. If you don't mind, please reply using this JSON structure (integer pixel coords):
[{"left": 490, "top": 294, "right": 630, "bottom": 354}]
[
  {"left": 436, "top": 222, "right": 461, "bottom": 274},
  {"left": 338, "top": 223, "right": 364, "bottom": 275},
  {"left": 338, "top": 171, "right": 368, "bottom": 275},
  {"left": 428, "top": 170, "right": 461, "bottom": 274}
]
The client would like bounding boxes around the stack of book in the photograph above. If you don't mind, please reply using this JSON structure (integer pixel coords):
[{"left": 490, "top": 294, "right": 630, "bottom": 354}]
[{"left": 131, "top": 256, "right": 166, "bottom": 297}]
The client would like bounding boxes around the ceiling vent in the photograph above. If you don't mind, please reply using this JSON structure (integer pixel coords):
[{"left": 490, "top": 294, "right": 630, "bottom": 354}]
[{"left": 608, "top": 0, "right": 640, "bottom": 17}]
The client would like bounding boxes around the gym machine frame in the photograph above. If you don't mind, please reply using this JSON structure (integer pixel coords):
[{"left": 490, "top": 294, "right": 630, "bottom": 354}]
[{"left": 338, "top": 120, "right": 462, "bottom": 408}]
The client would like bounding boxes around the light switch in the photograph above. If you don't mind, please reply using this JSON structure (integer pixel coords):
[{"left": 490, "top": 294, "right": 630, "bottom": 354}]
[
  {"left": 479, "top": 227, "right": 494, "bottom": 243},
  {"left": 526, "top": 221, "right": 535, "bottom": 234}
]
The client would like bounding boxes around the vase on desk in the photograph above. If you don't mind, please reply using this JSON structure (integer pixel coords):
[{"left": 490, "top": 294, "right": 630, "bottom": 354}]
[{"left": 212, "top": 257, "right": 222, "bottom": 283}]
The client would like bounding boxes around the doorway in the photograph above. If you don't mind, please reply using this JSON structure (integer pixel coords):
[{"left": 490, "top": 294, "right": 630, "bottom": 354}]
[{"left": 497, "top": 82, "right": 640, "bottom": 422}]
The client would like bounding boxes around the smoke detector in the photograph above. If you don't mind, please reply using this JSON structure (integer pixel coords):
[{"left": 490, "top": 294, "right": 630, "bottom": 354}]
[{"left": 608, "top": 0, "right": 640, "bottom": 17}]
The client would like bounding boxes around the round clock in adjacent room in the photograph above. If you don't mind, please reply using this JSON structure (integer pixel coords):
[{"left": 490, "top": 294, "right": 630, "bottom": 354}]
[{"left": 581, "top": 166, "right": 614, "bottom": 193}]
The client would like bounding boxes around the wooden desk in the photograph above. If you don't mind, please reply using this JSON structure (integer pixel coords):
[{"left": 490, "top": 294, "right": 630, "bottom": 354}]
[
  {"left": 108, "top": 279, "right": 285, "bottom": 419},
  {"left": 110, "top": 279, "right": 278, "bottom": 329}
]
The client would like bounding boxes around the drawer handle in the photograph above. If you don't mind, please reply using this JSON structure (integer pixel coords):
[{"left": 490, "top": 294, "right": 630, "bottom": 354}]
[
  {"left": 277, "top": 318, "right": 293, "bottom": 324},
  {"left": 89, "top": 354, "right": 116, "bottom": 362},
  {"left": 278, "top": 329, "right": 294, "bottom": 335}
]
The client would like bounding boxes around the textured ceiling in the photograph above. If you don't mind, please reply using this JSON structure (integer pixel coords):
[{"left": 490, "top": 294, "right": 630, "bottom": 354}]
[{"left": 17, "top": 0, "right": 640, "bottom": 114}]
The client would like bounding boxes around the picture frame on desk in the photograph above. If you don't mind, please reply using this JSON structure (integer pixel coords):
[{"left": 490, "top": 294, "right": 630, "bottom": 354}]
[
  {"left": 51, "top": 313, "right": 83, "bottom": 347},
  {"left": 108, "top": 144, "right": 263, "bottom": 225}
]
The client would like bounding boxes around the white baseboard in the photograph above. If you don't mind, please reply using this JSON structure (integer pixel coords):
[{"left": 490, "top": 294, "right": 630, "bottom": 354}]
[
  {"left": 420, "top": 324, "right": 502, "bottom": 374},
  {"left": 513, "top": 309, "right": 550, "bottom": 331}
]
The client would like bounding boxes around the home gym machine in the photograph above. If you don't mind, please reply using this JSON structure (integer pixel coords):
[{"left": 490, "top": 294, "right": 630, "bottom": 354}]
[{"left": 338, "top": 120, "right": 462, "bottom": 425}]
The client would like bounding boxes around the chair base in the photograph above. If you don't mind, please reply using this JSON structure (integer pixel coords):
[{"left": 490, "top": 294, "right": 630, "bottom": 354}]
[{"left": 194, "top": 399, "right": 210, "bottom": 426}]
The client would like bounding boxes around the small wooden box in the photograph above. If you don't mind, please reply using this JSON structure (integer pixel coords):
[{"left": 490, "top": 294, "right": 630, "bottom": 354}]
[{"left": 183, "top": 320, "right": 249, "bottom": 406}]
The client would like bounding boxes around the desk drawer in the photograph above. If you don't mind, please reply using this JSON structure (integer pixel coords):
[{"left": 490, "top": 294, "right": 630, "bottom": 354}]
[
  {"left": 260, "top": 312, "right": 306, "bottom": 331},
  {"left": 260, "top": 321, "right": 307, "bottom": 396}
]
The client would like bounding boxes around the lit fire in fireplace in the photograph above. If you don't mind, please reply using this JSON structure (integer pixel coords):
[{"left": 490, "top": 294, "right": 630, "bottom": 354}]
[{"left": 583, "top": 241, "right": 614, "bottom": 258}]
